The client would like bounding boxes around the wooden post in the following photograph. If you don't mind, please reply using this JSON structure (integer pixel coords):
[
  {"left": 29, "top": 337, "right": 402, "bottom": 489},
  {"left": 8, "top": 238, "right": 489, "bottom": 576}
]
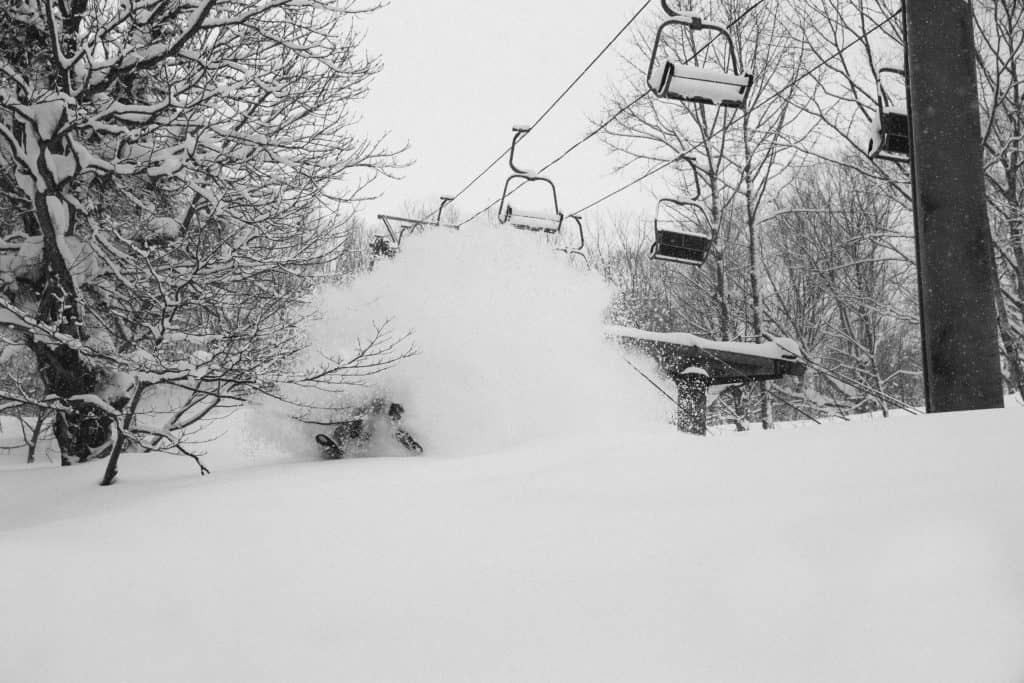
[{"left": 676, "top": 367, "right": 710, "bottom": 436}]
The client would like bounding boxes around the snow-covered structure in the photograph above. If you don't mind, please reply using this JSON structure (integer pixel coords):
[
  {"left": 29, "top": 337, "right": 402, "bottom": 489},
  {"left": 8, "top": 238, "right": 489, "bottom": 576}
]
[
  {"left": 607, "top": 326, "right": 804, "bottom": 383},
  {"left": 607, "top": 325, "right": 805, "bottom": 433}
]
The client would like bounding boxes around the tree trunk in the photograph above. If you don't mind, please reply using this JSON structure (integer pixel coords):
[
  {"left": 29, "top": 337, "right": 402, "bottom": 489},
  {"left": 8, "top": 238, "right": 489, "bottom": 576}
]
[
  {"left": 676, "top": 368, "right": 710, "bottom": 436},
  {"left": 101, "top": 388, "right": 143, "bottom": 486},
  {"left": 28, "top": 187, "right": 111, "bottom": 464}
]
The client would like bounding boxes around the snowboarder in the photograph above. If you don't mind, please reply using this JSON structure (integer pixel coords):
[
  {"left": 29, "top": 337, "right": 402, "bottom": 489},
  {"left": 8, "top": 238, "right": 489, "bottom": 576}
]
[{"left": 314, "top": 399, "right": 423, "bottom": 459}]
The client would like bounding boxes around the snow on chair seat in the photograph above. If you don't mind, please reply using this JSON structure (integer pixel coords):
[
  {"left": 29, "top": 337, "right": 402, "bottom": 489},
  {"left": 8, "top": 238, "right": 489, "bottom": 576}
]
[
  {"left": 649, "top": 62, "right": 752, "bottom": 109},
  {"left": 502, "top": 206, "right": 562, "bottom": 234}
]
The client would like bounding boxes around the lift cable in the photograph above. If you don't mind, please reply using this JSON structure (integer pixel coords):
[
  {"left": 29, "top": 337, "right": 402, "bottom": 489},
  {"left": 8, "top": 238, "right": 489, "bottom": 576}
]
[
  {"left": 571, "top": 155, "right": 685, "bottom": 215},
  {"left": 456, "top": 92, "right": 649, "bottom": 227},
  {"left": 544, "top": 0, "right": 773, "bottom": 174},
  {"left": 412, "top": 0, "right": 655, "bottom": 228},
  {"left": 526, "top": 0, "right": 655, "bottom": 142},
  {"left": 536, "top": 6, "right": 902, "bottom": 220},
  {"left": 457, "top": 0, "right": 773, "bottom": 228},
  {"left": 539, "top": 92, "right": 649, "bottom": 175},
  {"left": 750, "top": 8, "right": 903, "bottom": 128}
]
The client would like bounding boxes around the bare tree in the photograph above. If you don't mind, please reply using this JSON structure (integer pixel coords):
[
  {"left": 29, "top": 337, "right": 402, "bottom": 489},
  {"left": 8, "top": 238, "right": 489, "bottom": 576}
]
[
  {"left": 0, "top": 0, "right": 404, "bottom": 478},
  {"left": 974, "top": 0, "right": 1024, "bottom": 395},
  {"left": 762, "top": 159, "right": 922, "bottom": 416}
]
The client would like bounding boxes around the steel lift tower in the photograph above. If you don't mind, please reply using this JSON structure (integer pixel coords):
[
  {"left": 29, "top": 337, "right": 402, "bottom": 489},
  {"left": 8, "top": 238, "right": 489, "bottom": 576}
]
[{"left": 904, "top": 0, "right": 1005, "bottom": 411}]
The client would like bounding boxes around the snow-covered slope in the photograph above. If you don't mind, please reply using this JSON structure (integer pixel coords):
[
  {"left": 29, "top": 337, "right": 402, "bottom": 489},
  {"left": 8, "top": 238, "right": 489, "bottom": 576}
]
[
  {"left": 2, "top": 407, "right": 1023, "bottom": 683},
  {"left": 2, "top": 227, "right": 1022, "bottom": 682}
]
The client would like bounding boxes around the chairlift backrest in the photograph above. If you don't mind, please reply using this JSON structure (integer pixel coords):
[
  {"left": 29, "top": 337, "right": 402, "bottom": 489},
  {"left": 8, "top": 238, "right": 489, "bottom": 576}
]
[
  {"left": 498, "top": 126, "right": 564, "bottom": 233},
  {"left": 647, "top": 5, "right": 753, "bottom": 109},
  {"left": 867, "top": 66, "right": 910, "bottom": 163}
]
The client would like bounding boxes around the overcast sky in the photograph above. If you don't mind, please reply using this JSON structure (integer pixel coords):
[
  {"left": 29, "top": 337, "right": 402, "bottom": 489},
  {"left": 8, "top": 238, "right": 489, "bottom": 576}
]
[{"left": 356, "top": 0, "right": 664, "bottom": 228}]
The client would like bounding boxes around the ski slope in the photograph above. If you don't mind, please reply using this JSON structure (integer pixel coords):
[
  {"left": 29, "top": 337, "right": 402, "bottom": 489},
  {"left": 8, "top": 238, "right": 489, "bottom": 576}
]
[
  {"left": 2, "top": 228, "right": 1023, "bottom": 682},
  {"left": 2, "top": 407, "right": 1023, "bottom": 683}
]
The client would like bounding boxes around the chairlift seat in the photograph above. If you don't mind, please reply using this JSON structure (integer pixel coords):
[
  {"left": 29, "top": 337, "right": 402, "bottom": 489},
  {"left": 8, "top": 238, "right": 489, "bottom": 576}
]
[
  {"left": 650, "top": 61, "right": 752, "bottom": 109},
  {"left": 651, "top": 229, "right": 712, "bottom": 266},
  {"left": 504, "top": 205, "right": 563, "bottom": 234},
  {"left": 648, "top": 195, "right": 713, "bottom": 266},
  {"left": 868, "top": 107, "right": 910, "bottom": 162}
]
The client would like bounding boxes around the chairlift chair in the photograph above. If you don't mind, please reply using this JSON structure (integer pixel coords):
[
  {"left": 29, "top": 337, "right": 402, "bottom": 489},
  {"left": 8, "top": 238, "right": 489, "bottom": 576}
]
[
  {"left": 649, "top": 198, "right": 714, "bottom": 266},
  {"left": 498, "top": 126, "right": 564, "bottom": 234},
  {"left": 647, "top": 155, "right": 713, "bottom": 266},
  {"left": 377, "top": 196, "right": 460, "bottom": 251},
  {"left": 866, "top": 66, "right": 910, "bottom": 163},
  {"left": 647, "top": 1, "right": 753, "bottom": 110}
]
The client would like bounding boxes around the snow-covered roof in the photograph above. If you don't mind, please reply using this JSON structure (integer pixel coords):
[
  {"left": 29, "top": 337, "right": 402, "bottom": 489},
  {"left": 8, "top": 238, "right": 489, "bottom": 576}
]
[{"left": 606, "top": 325, "right": 802, "bottom": 363}]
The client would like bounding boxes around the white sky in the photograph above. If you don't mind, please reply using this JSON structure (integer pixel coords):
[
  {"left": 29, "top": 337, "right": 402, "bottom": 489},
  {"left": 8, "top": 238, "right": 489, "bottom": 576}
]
[{"left": 355, "top": 0, "right": 665, "bottom": 228}]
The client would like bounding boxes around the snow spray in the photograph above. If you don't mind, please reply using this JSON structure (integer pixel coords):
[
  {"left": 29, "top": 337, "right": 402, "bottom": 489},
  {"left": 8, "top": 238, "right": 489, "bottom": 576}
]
[{"left": 293, "top": 221, "right": 668, "bottom": 457}]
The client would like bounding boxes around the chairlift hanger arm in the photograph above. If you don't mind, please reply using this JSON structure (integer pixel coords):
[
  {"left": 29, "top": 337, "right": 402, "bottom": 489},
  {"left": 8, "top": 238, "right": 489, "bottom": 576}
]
[
  {"left": 660, "top": 0, "right": 711, "bottom": 26},
  {"left": 660, "top": 0, "right": 680, "bottom": 17},
  {"left": 436, "top": 196, "right": 454, "bottom": 225},
  {"left": 509, "top": 127, "right": 533, "bottom": 176},
  {"left": 660, "top": 0, "right": 692, "bottom": 19},
  {"left": 678, "top": 154, "right": 702, "bottom": 200}
]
